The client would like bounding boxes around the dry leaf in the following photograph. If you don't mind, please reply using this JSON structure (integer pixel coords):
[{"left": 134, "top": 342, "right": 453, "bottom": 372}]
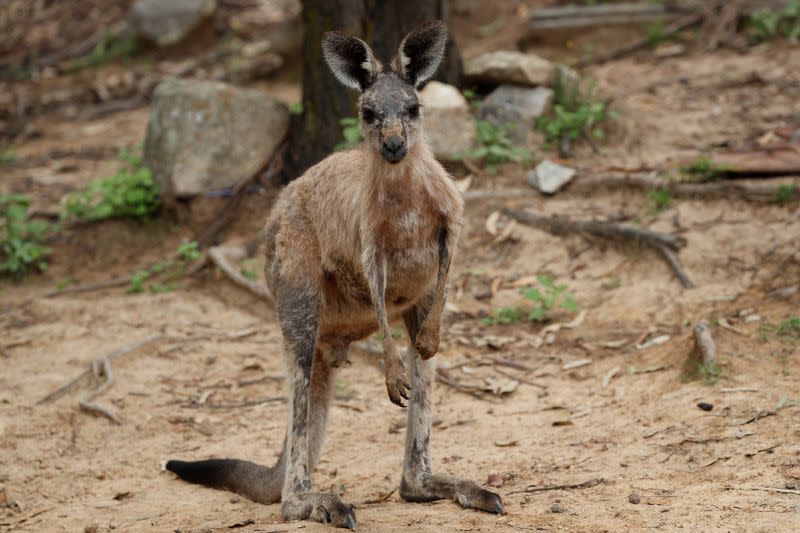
[
  {"left": 494, "top": 439, "right": 519, "bottom": 447},
  {"left": 454, "top": 175, "right": 472, "bottom": 193},
  {"left": 485, "top": 211, "right": 501, "bottom": 235}
]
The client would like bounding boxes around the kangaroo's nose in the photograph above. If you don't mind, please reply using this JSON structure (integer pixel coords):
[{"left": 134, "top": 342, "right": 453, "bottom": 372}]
[{"left": 382, "top": 136, "right": 405, "bottom": 154}]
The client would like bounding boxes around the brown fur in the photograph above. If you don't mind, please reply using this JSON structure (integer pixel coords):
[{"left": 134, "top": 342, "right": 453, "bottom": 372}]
[{"left": 166, "top": 21, "right": 503, "bottom": 530}]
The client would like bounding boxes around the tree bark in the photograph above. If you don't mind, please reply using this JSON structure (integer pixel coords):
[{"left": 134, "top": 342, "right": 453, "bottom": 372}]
[{"left": 281, "top": 0, "right": 462, "bottom": 183}]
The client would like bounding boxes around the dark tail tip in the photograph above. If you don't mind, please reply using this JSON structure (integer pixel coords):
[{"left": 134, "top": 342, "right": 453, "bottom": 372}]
[{"left": 166, "top": 459, "right": 231, "bottom": 487}]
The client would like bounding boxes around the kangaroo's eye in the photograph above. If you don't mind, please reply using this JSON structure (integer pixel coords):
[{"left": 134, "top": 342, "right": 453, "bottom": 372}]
[
  {"left": 362, "top": 108, "right": 375, "bottom": 124},
  {"left": 408, "top": 104, "right": 420, "bottom": 118}
]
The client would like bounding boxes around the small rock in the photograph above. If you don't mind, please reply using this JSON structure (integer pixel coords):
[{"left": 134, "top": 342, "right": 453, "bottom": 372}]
[
  {"left": 477, "top": 85, "right": 553, "bottom": 143},
  {"left": 419, "top": 81, "right": 477, "bottom": 161},
  {"left": 697, "top": 402, "right": 714, "bottom": 412},
  {"left": 550, "top": 502, "right": 567, "bottom": 513},
  {"left": 144, "top": 77, "right": 289, "bottom": 196},
  {"left": 465, "top": 51, "right": 555, "bottom": 87},
  {"left": 528, "top": 160, "right": 576, "bottom": 194},
  {"left": 653, "top": 43, "right": 687, "bottom": 58},
  {"left": 230, "top": 496, "right": 241, "bottom": 503},
  {"left": 487, "top": 473, "right": 504, "bottom": 488},
  {"left": 629, "top": 492, "right": 641, "bottom": 504},
  {"left": 130, "top": 0, "right": 217, "bottom": 47},
  {"left": 84, "top": 525, "right": 100, "bottom": 533}
]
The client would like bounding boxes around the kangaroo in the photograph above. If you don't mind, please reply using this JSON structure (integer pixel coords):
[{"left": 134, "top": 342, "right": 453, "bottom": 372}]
[{"left": 166, "top": 21, "right": 503, "bottom": 530}]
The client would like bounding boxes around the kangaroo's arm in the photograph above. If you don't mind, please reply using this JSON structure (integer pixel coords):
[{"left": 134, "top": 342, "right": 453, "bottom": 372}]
[
  {"left": 363, "top": 245, "right": 410, "bottom": 407},
  {"left": 413, "top": 219, "right": 459, "bottom": 359}
]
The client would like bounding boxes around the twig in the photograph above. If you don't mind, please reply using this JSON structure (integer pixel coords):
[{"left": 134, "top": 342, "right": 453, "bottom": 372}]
[
  {"left": 435, "top": 368, "right": 491, "bottom": 401},
  {"left": 208, "top": 246, "right": 274, "bottom": 301},
  {"left": 502, "top": 208, "right": 693, "bottom": 288},
  {"left": 575, "top": 12, "right": 704, "bottom": 67},
  {"left": 508, "top": 477, "right": 606, "bottom": 495},
  {"left": 692, "top": 320, "right": 717, "bottom": 367},
  {"left": 363, "top": 486, "right": 398, "bottom": 505},
  {"left": 493, "top": 366, "right": 547, "bottom": 389},
  {"left": 40, "top": 335, "right": 167, "bottom": 423},
  {"left": 575, "top": 174, "right": 800, "bottom": 202},
  {"left": 727, "top": 486, "right": 800, "bottom": 496},
  {"left": 79, "top": 355, "right": 123, "bottom": 424}
]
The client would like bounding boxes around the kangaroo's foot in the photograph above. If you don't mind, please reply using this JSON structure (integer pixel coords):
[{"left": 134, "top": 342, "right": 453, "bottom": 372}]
[
  {"left": 281, "top": 492, "right": 356, "bottom": 530},
  {"left": 400, "top": 473, "right": 504, "bottom": 514}
]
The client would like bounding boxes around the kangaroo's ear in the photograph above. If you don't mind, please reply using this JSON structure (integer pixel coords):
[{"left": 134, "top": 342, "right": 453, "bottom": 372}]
[
  {"left": 322, "top": 31, "right": 380, "bottom": 91},
  {"left": 396, "top": 21, "right": 447, "bottom": 89}
]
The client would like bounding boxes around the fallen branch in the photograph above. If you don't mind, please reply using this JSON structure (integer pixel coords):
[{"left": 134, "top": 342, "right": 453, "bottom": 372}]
[
  {"left": 727, "top": 486, "right": 800, "bottom": 496},
  {"left": 575, "top": 11, "right": 704, "bottom": 67},
  {"left": 574, "top": 174, "right": 800, "bottom": 203},
  {"left": 208, "top": 246, "right": 273, "bottom": 301},
  {"left": 40, "top": 335, "right": 167, "bottom": 423},
  {"left": 502, "top": 208, "right": 694, "bottom": 288},
  {"left": 508, "top": 477, "right": 606, "bottom": 495}
]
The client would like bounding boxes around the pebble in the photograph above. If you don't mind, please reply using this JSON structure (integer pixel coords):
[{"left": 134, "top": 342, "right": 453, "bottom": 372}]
[
  {"left": 550, "top": 502, "right": 567, "bottom": 513},
  {"left": 629, "top": 492, "right": 641, "bottom": 504},
  {"left": 697, "top": 402, "right": 714, "bottom": 411}
]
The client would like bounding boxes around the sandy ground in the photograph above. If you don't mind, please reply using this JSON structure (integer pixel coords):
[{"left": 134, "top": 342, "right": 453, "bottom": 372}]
[{"left": 3, "top": 9, "right": 800, "bottom": 533}]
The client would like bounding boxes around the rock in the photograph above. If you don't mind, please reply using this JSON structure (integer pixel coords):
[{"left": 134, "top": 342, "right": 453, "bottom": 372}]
[
  {"left": 550, "top": 502, "right": 567, "bottom": 513},
  {"left": 465, "top": 51, "right": 555, "bottom": 87},
  {"left": 144, "top": 77, "right": 289, "bottom": 197},
  {"left": 477, "top": 85, "right": 553, "bottom": 144},
  {"left": 229, "top": 0, "right": 303, "bottom": 55},
  {"left": 628, "top": 492, "right": 641, "bottom": 504},
  {"left": 528, "top": 160, "right": 576, "bottom": 194},
  {"left": 419, "top": 81, "right": 477, "bottom": 162},
  {"left": 697, "top": 402, "right": 714, "bottom": 411},
  {"left": 130, "top": 0, "right": 217, "bottom": 47}
]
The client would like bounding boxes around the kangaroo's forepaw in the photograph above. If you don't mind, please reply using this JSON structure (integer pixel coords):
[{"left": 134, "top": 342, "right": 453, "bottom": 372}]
[
  {"left": 385, "top": 366, "right": 410, "bottom": 407},
  {"left": 414, "top": 330, "right": 440, "bottom": 360},
  {"left": 401, "top": 474, "right": 505, "bottom": 515},
  {"left": 282, "top": 492, "right": 357, "bottom": 530}
]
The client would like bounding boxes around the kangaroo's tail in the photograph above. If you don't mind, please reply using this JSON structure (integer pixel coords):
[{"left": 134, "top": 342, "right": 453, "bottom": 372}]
[{"left": 165, "top": 458, "right": 283, "bottom": 504}]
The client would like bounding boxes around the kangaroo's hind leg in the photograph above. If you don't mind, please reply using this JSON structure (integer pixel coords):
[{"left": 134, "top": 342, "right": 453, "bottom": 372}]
[
  {"left": 275, "top": 277, "right": 356, "bottom": 530},
  {"left": 398, "top": 301, "right": 504, "bottom": 514}
]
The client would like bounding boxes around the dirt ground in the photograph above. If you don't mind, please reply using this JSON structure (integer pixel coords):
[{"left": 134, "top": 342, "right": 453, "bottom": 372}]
[{"left": 2, "top": 4, "right": 800, "bottom": 533}]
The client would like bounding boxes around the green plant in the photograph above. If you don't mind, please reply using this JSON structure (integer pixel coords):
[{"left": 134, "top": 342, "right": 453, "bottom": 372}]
[
  {"left": 62, "top": 149, "right": 159, "bottom": 222},
  {"left": 648, "top": 188, "right": 672, "bottom": 212},
  {"left": 642, "top": 20, "right": 668, "bottom": 47},
  {"left": 0, "top": 148, "right": 17, "bottom": 165},
  {"left": 537, "top": 71, "right": 613, "bottom": 147},
  {"left": 696, "top": 361, "right": 721, "bottom": 385},
  {"left": 240, "top": 258, "right": 258, "bottom": 280},
  {"left": 64, "top": 32, "right": 138, "bottom": 72},
  {"left": 462, "top": 88, "right": 482, "bottom": 108},
  {"left": 680, "top": 157, "right": 731, "bottom": 182},
  {"left": 468, "top": 120, "right": 532, "bottom": 171},
  {"left": 1, "top": 194, "right": 51, "bottom": 276},
  {"left": 289, "top": 102, "right": 303, "bottom": 114},
  {"left": 484, "top": 275, "right": 578, "bottom": 325},
  {"left": 747, "top": 0, "right": 800, "bottom": 42},
  {"left": 335, "top": 117, "right": 364, "bottom": 151},
  {"left": 127, "top": 241, "right": 200, "bottom": 294},
  {"left": 776, "top": 184, "right": 796, "bottom": 203}
]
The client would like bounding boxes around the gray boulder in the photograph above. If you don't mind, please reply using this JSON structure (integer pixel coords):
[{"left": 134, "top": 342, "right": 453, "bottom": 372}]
[
  {"left": 144, "top": 77, "right": 289, "bottom": 197},
  {"left": 465, "top": 51, "right": 555, "bottom": 87},
  {"left": 419, "top": 81, "right": 477, "bottom": 162},
  {"left": 528, "top": 160, "right": 575, "bottom": 194},
  {"left": 478, "top": 85, "right": 553, "bottom": 144},
  {"left": 130, "top": 0, "right": 217, "bottom": 47}
]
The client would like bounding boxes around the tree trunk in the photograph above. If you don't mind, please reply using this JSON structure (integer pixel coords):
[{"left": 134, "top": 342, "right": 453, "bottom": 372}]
[{"left": 281, "top": 0, "right": 462, "bottom": 182}]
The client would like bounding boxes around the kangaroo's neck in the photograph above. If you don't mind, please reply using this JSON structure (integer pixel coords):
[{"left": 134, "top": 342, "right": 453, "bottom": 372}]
[{"left": 363, "top": 141, "right": 435, "bottom": 199}]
